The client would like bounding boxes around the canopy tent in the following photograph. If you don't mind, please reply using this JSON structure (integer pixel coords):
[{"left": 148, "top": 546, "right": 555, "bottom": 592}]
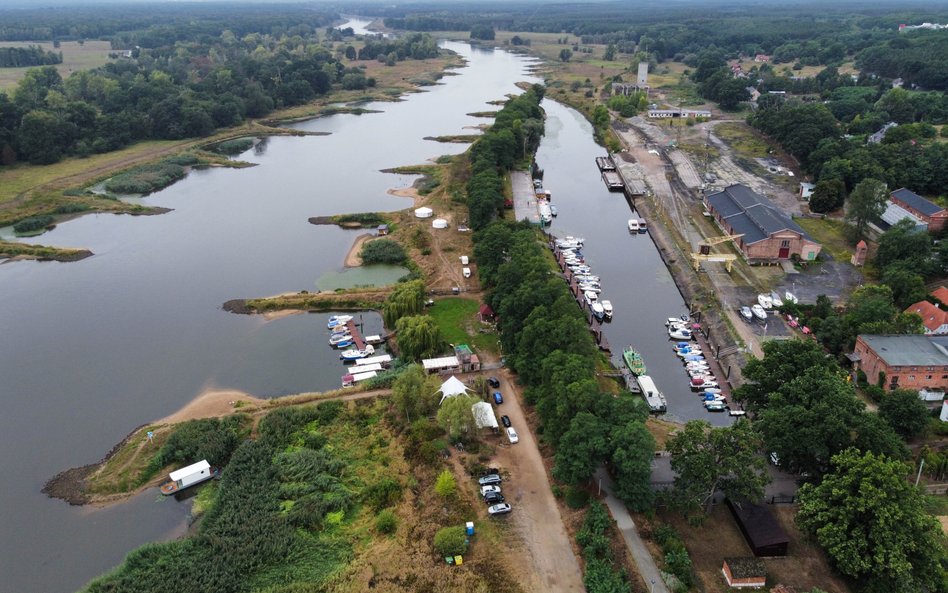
[
  {"left": 437, "top": 375, "right": 470, "bottom": 405},
  {"left": 414, "top": 207, "right": 433, "bottom": 218},
  {"left": 432, "top": 218, "right": 449, "bottom": 229},
  {"left": 472, "top": 401, "right": 499, "bottom": 429}
]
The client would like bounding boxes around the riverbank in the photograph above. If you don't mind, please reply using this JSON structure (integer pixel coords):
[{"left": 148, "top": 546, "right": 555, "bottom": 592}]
[
  {"left": 344, "top": 233, "right": 373, "bottom": 267},
  {"left": 223, "top": 286, "right": 393, "bottom": 314}
]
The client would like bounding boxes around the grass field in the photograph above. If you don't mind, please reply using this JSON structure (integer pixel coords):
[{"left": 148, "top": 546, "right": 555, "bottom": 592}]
[
  {"left": 714, "top": 122, "right": 771, "bottom": 159},
  {"left": 0, "top": 40, "right": 113, "bottom": 91},
  {"left": 795, "top": 216, "right": 854, "bottom": 263},
  {"left": 428, "top": 297, "right": 498, "bottom": 353}
]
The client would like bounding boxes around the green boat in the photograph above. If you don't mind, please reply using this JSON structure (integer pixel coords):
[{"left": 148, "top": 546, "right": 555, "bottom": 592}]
[{"left": 623, "top": 346, "right": 646, "bottom": 376}]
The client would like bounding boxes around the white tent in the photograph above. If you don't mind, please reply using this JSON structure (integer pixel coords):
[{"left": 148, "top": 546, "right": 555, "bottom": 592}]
[
  {"left": 414, "top": 206, "right": 433, "bottom": 219},
  {"left": 432, "top": 218, "right": 449, "bottom": 229},
  {"left": 437, "top": 375, "right": 470, "bottom": 405},
  {"left": 472, "top": 401, "right": 499, "bottom": 429}
]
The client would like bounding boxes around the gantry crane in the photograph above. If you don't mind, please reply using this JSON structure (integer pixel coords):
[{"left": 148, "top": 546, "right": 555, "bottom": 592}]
[{"left": 691, "top": 234, "right": 743, "bottom": 273}]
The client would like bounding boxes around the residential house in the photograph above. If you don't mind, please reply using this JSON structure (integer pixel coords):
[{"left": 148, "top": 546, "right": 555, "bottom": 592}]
[
  {"left": 705, "top": 184, "right": 821, "bottom": 262},
  {"left": 904, "top": 287, "right": 948, "bottom": 335},
  {"left": 852, "top": 334, "right": 948, "bottom": 392},
  {"left": 889, "top": 188, "right": 948, "bottom": 233},
  {"left": 754, "top": 54, "right": 770, "bottom": 63}
]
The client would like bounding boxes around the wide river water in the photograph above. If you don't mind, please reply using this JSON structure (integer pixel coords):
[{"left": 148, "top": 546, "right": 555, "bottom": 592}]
[{"left": 0, "top": 23, "right": 538, "bottom": 593}]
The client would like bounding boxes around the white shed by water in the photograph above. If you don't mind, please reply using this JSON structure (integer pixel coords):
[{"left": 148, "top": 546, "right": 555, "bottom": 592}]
[
  {"left": 414, "top": 207, "right": 433, "bottom": 218},
  {"left": 160, "top": 459, "right": 213, "bottom": 495}
]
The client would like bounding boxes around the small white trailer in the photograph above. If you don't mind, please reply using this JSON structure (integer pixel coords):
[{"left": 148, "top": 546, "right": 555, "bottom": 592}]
[{"left": 160, "top": 459, "right": 214, "bottom": 495}]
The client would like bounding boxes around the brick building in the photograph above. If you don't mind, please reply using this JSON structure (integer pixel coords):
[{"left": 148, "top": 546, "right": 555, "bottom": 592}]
[
  {"left": 853, "top": 334, "right": 948, "bottom": 392},
  {"left": 889, "top": 188, "right": 948, "bottom": 233},
  {"left": 705, "top": 184, "right": 821, "bottom": 262}
]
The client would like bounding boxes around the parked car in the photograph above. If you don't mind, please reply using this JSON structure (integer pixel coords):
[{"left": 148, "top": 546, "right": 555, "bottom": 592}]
[
  {"left": 493, "top": 391, "right": 504, "bottom": 405},
  {"left": 488, "top": 377, "right": 500, "bottom": 388},
  {"left": 481, "top": 467, "right": 500, "bottom": 476},
  {"left": 506, "top": 427, "right": 519, "bottom": 444},
  {"left": 480, "top": 484, "right": 501, "bottom": 497},
  {"left": 478, "top": 474, "right": 502, "bottom": 486},
  {"left": 500, "top": 415, "right": 511, "bottom": 428},
  {"left": 484, "top": 491, "right": 505, "bottom": 505},
  {"left": 488, "top": 502, "right": 512, "bottom": 515}
]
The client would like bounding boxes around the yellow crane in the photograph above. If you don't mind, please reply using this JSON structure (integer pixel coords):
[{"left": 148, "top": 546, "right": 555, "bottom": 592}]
[{"left": 691, "top": 234, "right": 743, "bottom": 273}]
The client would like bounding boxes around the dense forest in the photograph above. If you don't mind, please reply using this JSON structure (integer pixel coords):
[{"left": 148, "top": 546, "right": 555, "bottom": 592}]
[
  {"left": 0, "top": 6, "right": 441, "bottom": 165},
  {"left": 0, "top": 46, "right": 62, "bottom": 68}
]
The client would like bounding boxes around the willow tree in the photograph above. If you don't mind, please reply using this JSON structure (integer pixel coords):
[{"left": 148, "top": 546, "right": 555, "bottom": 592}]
[
  {"left": 437, "top": 394, "right": 479, "bottom": 440},
  {"left": 382, "top": 280, "right": 425, "bottom": 328},
  {"left": 394, "top": 315, "right": 443, "bottom": 361}
]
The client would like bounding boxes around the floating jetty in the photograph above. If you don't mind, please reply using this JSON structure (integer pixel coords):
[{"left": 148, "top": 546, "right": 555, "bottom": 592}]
[
  {"left": 602, "top": 170, "right": 625, "bottom": 192},
  {"left": 595, "top": 156, "right": 616, "bottom": 171}
]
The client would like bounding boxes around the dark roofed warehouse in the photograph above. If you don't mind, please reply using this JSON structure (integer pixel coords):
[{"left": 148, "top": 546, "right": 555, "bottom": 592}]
[{"left": 727, "top": 499, "right": 790, "bottom": 557}]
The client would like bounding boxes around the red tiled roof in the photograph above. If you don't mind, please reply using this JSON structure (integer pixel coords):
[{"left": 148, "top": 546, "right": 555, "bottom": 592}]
[
  {"left": 932, "top": 287, "right": 948, "bottom": 305},
  {"left": 906, "top": 300, "right": 948, "bottom": 333}
]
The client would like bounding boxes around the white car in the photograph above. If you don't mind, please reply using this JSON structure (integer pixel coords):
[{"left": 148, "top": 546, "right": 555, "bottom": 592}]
[
  {"left": 506, "top": 427, "right": 519, "bottom": 444},
  {"left": 480, "top": 484, "right": 502, "bottom": 497},
  {"left": 488, "top": 502, "right": 512, "bottom": 515}
]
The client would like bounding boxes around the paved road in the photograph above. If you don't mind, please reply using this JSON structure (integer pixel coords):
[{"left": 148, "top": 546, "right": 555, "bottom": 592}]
[
  {"left": 595, "top": 467, "right": 670, "bottom": 593},
  {"left": 511, "top": 170, "right": 541, "bottom": 225}
]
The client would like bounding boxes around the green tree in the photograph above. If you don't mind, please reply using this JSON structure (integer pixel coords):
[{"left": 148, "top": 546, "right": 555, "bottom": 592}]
[
  {"left": 797, "top": 449, "right": 947, "bottom": 593},
  {"left": 553, "top": 412, "right": 608, "bottom": 484},
  {"left": 470, "top": 24, "right": 495, "bottom": 41},
  {"left": 394, "top": 315, "right": 443, "bottom": 361},
  {"left": 433, "top": 526, "right": 468, "bottom": 556},
  {"left": 808, "top": 178, "right": 846, "bottom": 213},
  {"left": 734, "top": 339, "right": 835, "bottom": 411},
  {"left": 879, "top": 389, "right": 930, "bottom": 439},
  {"left": 434, "top": 469, "right": 457, "bottom": 497},
  {"left": 667, "top": 419, "right": 769, "bottom": 514},
  {"left": 845, "top": 178, "right": 888, "bottom": 241},
  {"left": 382, "top": 280, "right": 425, "bottom": 327},
  {"left": 603, "top": 44, "right": 617, "bottom": 61},
  {"left": 436, "top": 394, "right": 479, "bottom": 440},
  {"left": 559, "top": 49, "right": 573, "bottom": 62},
  {"left": 881, "top": 264, "right": 928, "bottom": 309},
  {"left": 875, "top": 218, "right": 933, "bottom": 276},
  {"left": 391, "top": 364, "right": 437, "bottom": 423},
  {"left": 609, "top": 420, "right": 655, "bottom": 511}
]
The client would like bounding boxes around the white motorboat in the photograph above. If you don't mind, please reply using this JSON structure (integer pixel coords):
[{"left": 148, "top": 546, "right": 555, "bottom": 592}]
[
  {"left": 340, "top": 345, "right": 375, "bottom": 361},
  {"left": 327, "top": 315, "right": 353, "bottom": 329},
  {"left": 770, "top": 291, "right": 784, "bottom": 308},
  {"left": 575, "top": 274, "right": 599, "bottom": 283},
  {"left": 579, "top": 284, "right": 602, "bottom": 294},
  {"left": 329, "top": 333, "right": 352, "bottom": 346},
  {"left": 550, "top": 205, "right": 558, "bottom": 217},
  {"left": 591, "top": 302, "right": 606, "bottom": 320},
  {"left": 669, "top": 328, "right": 693, "bottom": 340},
  {"left": 785, "top": 291, "right": 799, "bottom": 304},
  {"left": 584, "top": 291, "right": 599, "bottom": 305},
  {"left": 628, "top": 219, "right": 639, "bottom": 232},
  {"left": 702, "top": 387, "right": 723, "bottom": 395},
  {"left": 666, "top": 317, "right": 683, "bottom": 326},
  {"left": 601, "top": 300, "right": 613, "bottom": 318},
  {"left": 637, "top": 219, "right": 647, "bottom": 233},
  {"left": 752, "top": 304, "right": 767, "bottom": 320},
  {"left": 740, "top": 306, "right": 753, "bottom": 322},
  {"left": 330, "top": 324, "right": 350, "bottom": 335},
  {"left": 677, "top": 349, "right": 704, "bottom": 358},
  {"left": 757, "top": 293, "right": 773, "bottom": 309}
]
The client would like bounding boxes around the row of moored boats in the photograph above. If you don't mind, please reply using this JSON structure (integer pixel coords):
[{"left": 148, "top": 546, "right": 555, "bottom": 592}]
[
  {"left": 739, "top": 290, "right": 799, "bottom": 322},
  {"left": 327, "top": 314, "right": 380, "bottom": 360},
  {"left": 556, "top": 236, "right": 613, "bottom": 321},
  {"left": 666, "top": 316, "right": 742, "bottom": 416}
]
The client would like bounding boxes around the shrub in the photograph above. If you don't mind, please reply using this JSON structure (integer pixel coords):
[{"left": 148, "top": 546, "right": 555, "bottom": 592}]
[
  {"left": 364, "top": 477, "right": 402, "bottom": 511},
  {"left": 435, "top": 469, "right": 457, "bottom": 497},
  {"left": 433, "top": 526, "right": 468, "bottom": 556},
  {"left": 565, "top": 486, "right": 590, "bottom": 509},
  {"left": 147, "top": 415, "right": 248, "bottom": 476},
  {"left": 360, "top": 239, "right": 407, "bottom": 265},
  {"left": 13, "top": 215, "right": 54, "bottom": 233},
  {"left": 216, "top": 138, "right": 254, "bottom": 155},
  {"left": 376, "top": 509, "right": 397, "bottom": 534},
  {"left": 104, "top": 162, "right": 188, "bottom": 194},
  {"left": 336, "top": 213, "right": 385, "bottom": 227}
]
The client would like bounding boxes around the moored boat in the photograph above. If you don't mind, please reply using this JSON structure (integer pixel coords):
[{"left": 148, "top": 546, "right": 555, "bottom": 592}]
[
  {"left": 329, "top": 333, "right": 353, "bottom": 346},
  {"left": 669, "top": 328, "right": 693, "bottom": 340},
  {"left": 628, "top": 218, "right": 639, "bottom": 232},
  {"left": 751, "top": 304, "right": 767, "bottom": 320},
  {"left": 637, "top": 218, "right": 647, "bottom": 233},
  {"left": 601, "top": 300, "right": 613, "bottom": 318},
  {"left": 340, "top": 344, "right": 375, "bottom": 361},
  {"left": 623, "top": 346, "right": 647, "bottom": 376},
  {"left": 327, "top": 314, "right": 353, "bottom": 328},
  {"left": 591, "top": 302, "right": 606, "bottom": 320},
  {"left": 757, "top": 293, "right": 773, "bottom": 309},
  {"left": 740, "top": 306, "right": 753, "bottom": 321}
]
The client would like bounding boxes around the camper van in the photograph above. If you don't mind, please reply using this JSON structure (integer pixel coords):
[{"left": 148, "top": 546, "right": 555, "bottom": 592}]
[
  {"left": 460, "top": 255, "right": 469, "bottom": 265},
  {"left": 462, "top": 267, "right": 472, "bottom": 278}
]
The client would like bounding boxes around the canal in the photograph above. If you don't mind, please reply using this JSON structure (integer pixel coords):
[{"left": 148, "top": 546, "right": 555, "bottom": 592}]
[
  {"left": 0, "top": 32, "right": 537, "bottom": 593},
  {"left": 535, "top": 99, "right": 734, "bottom": 428}
]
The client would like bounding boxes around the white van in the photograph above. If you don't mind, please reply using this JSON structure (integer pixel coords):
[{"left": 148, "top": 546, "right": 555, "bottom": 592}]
[
  {"left": 460, "top": 255, "right": 469, "bottom": 265},
  {"left": 462, "top": 267, "right": 472, "bottom": 278}
]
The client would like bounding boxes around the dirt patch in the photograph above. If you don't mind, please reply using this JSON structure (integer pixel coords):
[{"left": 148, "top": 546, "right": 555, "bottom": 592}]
[{"left": 157, "top": 388, "right": 264, "bottom": 424}]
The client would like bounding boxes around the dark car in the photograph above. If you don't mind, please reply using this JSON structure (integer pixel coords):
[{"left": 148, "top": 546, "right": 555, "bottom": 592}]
[
  {"left": 493, "top": 391, "right": 504, "bottom": 405},
  {"left": 484, "top": 491, "right": 506, "bottom": 505},
  {"left": 501, "top": 415, "right": 511, "bottom": 428},
  {"left": 488, "top": 377, "right": 501, "bottom": 388}
]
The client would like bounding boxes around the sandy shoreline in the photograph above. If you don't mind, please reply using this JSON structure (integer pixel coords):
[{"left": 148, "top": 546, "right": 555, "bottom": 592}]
[
  {"left": 388, "top": 185, "right": 422, "bottom": 206},
  {"left": 344, "top": 233, "right": 374, "bottom": 267},
  {"left": 156, "top": 388, "right": 265, "bottom": 424}
]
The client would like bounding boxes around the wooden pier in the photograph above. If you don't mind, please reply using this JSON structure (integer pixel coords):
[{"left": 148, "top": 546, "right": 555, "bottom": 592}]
[{"left": 344, "top": 319, "right": 366, "bottom": 350}]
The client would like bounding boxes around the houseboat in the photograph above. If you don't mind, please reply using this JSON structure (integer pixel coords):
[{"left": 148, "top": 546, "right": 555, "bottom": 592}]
[
  {"left": 636, "top": 375, "right": 667, "bottom": 413},
  {"left": 160, "top": 460, "right": 217, "bottom": 495}
]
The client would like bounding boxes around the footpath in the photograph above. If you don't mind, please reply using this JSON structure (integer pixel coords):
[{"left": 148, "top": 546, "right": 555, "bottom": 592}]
[{"left": 595, "top": 467, "right": 671, "bottom": 593}]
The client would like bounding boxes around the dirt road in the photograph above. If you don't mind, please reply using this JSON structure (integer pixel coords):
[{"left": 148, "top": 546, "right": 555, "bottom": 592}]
[{"left": 492, "top": 368, "right": 586, "bottom": 592}]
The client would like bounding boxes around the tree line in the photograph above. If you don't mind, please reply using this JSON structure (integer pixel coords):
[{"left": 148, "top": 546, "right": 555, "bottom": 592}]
[
  {"left": 0, "top": 15, "right": 441, "bottom": 165},
  {"left": 0, "top": 46, "right": 61, "bottom": 67}
]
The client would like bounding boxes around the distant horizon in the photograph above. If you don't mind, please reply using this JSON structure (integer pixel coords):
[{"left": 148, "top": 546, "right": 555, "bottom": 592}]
[{"left": 3, "top": 0, "right": 948, "bottom": 8}]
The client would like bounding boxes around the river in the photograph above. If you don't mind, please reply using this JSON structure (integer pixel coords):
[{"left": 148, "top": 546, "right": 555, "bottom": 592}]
[
  {"left": 534, "top": 99, "right": 733, "bottom": 428},
  {"left": 0, "top": 25, "right": 538, "bottom": 593}
]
